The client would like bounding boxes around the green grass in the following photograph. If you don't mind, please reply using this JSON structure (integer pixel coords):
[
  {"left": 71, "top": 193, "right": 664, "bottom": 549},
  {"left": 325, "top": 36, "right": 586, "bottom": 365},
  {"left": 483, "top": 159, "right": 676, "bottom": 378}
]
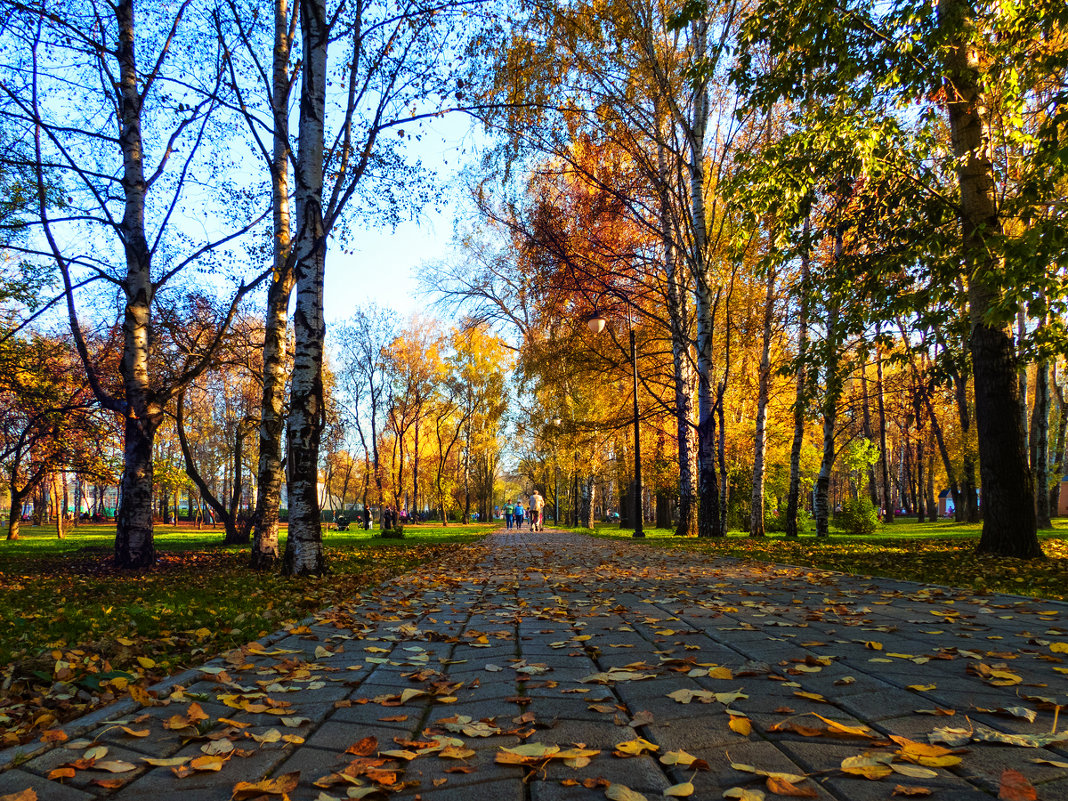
[
  {"left": 570, "top": 517, "right": 1068, "bottom": 602},
  {"left": 0, "top": 521, "right": 493, "bottom": 747}
]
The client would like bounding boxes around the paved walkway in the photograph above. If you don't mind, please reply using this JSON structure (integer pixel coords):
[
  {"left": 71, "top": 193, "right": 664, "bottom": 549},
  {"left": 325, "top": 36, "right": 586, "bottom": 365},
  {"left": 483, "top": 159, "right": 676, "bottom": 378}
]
[{"left": 2, "top": 530, "right": 1067, "bottom": 800}]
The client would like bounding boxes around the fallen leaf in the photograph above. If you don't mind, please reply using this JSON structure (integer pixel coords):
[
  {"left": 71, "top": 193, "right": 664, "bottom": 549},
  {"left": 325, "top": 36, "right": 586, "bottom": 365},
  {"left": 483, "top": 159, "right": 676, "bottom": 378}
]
[
  {"left": 606, "top": 783, "right": 648, "bottom": 801},
  {"left": 93, "top": 760, "right": 137, "bottom": 773},
  {"left": 728, "top": 715, "right": 752, "bottom": 736},
  {"left": 48, "top": 768, "right": 76, "bottom": 780},
  {"left": 891, "top": 787, "right": 932, "bottom": 797},
  {"left": 840, "top": 754, "right": 893, "bottom": 779},
  {"left": 663, "top": 781, "right": 694, "bottom": 797},
  {"left": 346, "top": 736, "right": 378, "bottom": 756},
  {"left": 723, "top": 789, "right": 765, "bottom": 801},
  {"left": 765, "top": 776, "right": 818, "bottom": 797},
  {"left": 232, "top": 772, "right": 300, "bottom": 799},
  {"left": 998, "top": 769, "right": 1037, "bottom": 801},
  {"left": 614, "top": 738, "right": 659, "bottom": 756}
]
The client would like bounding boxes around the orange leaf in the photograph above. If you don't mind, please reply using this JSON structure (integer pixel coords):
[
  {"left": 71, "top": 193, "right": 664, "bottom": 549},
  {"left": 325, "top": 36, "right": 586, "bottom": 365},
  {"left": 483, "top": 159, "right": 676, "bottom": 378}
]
[
  {"left": 0, "top": 791, "right": 38, "bottom": 801},
  {"left": 999, "top": 769, "right": 1038, "bottom": 801},
  {"left": 40, "top": 729, "right": 67, "bottom": 744},
  {"left": 892, "top": 787, "right": 932, "bottom": 797},
  {"left": 47, "top": 768, "right": 76, "bottom": 780},
  {"left": 766, "top": 776, "right": 818, "bottom": 797},
  {"left": 346, "top": 736, "right": 378, "bottom": 756},
  {"left": 232, "top": 772, "right": 300, "bottom": 799}
]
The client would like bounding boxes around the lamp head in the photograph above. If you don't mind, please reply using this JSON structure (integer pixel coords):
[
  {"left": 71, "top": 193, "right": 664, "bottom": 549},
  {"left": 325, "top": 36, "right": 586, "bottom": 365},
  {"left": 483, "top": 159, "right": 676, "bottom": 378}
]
[{"left": 586, "top": 314, "right": 607, "bottom": 334}]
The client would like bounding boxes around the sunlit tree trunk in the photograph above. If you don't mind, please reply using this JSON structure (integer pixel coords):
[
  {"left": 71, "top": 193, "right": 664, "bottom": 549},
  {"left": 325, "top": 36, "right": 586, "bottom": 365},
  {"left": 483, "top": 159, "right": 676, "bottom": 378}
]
[
  {"left": 940, "top": 0, "right": 1040, "bottom": 557},
  {"left": 785, "top": 214, "right": 811, "bottom": 537},
  {"left": 252, "top": 0, "right": 295, "bottom": 568},
  {"left": 750, "top": 269, "right": 776, "bottom": 537},
  {"left": 814, "top": 227, "right": 843, "bottom": 539},
  {"left": 282, "top": 0, "right": 328, "bottom": 576},
  {"left": 876, "top": 335, "right": 893, "bottom": 522},
  {"left": 112, "top": 0, "right": 162, "bottom": 569}
]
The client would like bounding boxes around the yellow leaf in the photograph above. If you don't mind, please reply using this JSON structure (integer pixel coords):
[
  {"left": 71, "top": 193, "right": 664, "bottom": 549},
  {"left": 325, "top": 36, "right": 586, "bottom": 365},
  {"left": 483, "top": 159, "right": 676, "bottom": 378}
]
[
  {"left": 84, "top": 746, "right": 108, "bottom": 761},
  {"left": 793, "top": 691, "right": 827, "bottom": 703},
  {"left": 728, "top": 716, "right": 752, "bottom": 736},
  {"left": 723, "top": 789, "right": 766, "bottom": 801},
  {"left": 93, "top": 760, "right": 137, "bottom": 773},
  {"left": 1050, "top": 642, "right": 1068, "bottom": 654},
  {"left": 660, "top": 750, "right": 697, "bottom": 767},
  {"left": 614, "top": 738, "right": 659, "bottom": 756},
  {"left": 314, "top": 646, "right": 332, "bottom": 659},
  {"left": 840, "top": 755, "right": 893, "bottom": 779},
  {"left": 890, "top": 764, "right": 939, "bottom": 779},
  {"left": 136, "top": 656, "right": 156, "bottom": 669},
  {"left": 498, "top": 743, "right": 560, "bottom": 759},
  {"left": 606, "top": 783, "right": 648, "bottom": 801},
  {"left": 248, "top": 729, "right": 281, "bottom": 744},
  {"left": 907, "top": 685, "right": 937, "bottom": 692},
  {"left": 399, "top": 688, "right": 426, "bottom": 704},
  {"left": 193, "top": 627, "right": 212, "bottom": 639},
  {"left": 708, "top": 667, "right": 734, "bottom": 680},
  {"left": 141, "top": 757, "right": 190, "bottom": 767},
  {"left": 189, "top": 755, "right": 226, "bottom": 772},
  {"left": 864, "top": 642, "right": 883, "bottom": 651},
  {"left": 809, "top": 714, "right": 875, "bottom": 738},
  {"left": 664, "top": 781, "right": 694, "bottom": 797}
]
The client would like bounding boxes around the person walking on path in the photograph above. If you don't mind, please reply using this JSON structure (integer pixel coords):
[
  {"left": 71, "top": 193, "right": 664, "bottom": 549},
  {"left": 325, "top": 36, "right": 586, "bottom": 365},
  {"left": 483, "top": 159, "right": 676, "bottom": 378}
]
[
  {"left": 530, "top": 489, "right": 545, "bottom": 531},
  {"left": 513, "top": 500, "right": 525, "bottom": 530},
  {"left": 504, "top": 501, "right": 515, "bottom": 529}
]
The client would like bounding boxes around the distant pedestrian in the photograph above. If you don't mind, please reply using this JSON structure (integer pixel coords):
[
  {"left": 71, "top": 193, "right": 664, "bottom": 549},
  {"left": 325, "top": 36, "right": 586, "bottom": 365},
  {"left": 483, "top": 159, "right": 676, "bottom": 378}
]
[
  {"left": 505, "top": 501, "right": 515, "bottom": 529},
  {"left": 513, "top": 500, "right": 525, "bottom": 530},
  {"left": 530, "top": 490, "right": 545, "bottom": 531},
  {"left": 363, "top": 507, "right": 371, "bottom": 530}
]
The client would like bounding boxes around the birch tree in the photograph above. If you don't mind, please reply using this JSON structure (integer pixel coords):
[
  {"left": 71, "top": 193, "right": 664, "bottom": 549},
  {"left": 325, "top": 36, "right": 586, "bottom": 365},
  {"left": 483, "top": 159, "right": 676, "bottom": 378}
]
[{"left": 1, "top": 0, "right": 269, "bottom": 566}]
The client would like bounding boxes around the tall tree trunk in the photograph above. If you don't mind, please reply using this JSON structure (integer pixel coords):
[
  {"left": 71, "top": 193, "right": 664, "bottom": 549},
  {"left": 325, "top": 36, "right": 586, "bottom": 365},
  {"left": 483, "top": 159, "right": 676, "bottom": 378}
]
[
  {"left": 861, "top": 366, "right": 878, "bottom": 506},
  {"left": 814, "top": 227, "right": 843, "bottom": 539},
  {"left": 750, "top": 269, "right": 776, "bottom": 537},
  {"left": 583, "top": 475, "right": 596, "bottom": 530},
  {"left": 876, "top": 336, "right": 894, "bottom": 522},
  {"left": 412, "top": 416, "right": 420, "bottom": 519},
  {"left": 940, "top": 0, "right": 1040, "bottom": 557},
  {"left": 658, "top": 130, "right": 698, "bottom": 537},
  {"left": 1018, "top": 308, "right": 1029, "bottom": 449},
  {"left": 926, "top": 437, "right": 937, "bottom": 521},
  {"left": 786, "top": 214, "right": 811, "bottom": 537},
  {"left": 54, "top": 473, "right": 65, "bottom": 540},
  {"left": 113, "top": 0, "right": 161, "bottom": 569},
  {"left": 252, "top": 0, "right": 295, "bottom": 569},
  {"left": 1050, "top": 368, "right": 1067, "bottom": 517},
  {"left": 226, "top": 423, "right": 251, "bottom": 544},
  {"left": 282, "top": 0, "right": 328, "bottom": 576},
  {"left": 1032, "top": 345, "right": 1051, "bottom": 528}
]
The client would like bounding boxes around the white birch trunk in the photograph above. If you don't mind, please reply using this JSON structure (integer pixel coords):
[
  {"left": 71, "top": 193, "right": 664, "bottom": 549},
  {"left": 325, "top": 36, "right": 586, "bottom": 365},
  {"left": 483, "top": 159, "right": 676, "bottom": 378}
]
[
  {"left": 252, "top": 0, "right": 296, "bottom": 568},
  {"left": 750, "top": 269, "right": 776, "bottom": 537},
  {"left": 282, "top": 0, "right": 328, "bottom": 576}
]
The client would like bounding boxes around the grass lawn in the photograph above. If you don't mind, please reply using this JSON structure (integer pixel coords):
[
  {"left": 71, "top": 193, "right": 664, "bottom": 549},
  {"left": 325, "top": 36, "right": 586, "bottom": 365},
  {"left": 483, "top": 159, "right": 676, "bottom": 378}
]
[
  {"left": 578, "top": 517, "right": 1068, "bottom": 602},
  {"left": 0, "top": 521, "right": 493, "bottom": 748}
]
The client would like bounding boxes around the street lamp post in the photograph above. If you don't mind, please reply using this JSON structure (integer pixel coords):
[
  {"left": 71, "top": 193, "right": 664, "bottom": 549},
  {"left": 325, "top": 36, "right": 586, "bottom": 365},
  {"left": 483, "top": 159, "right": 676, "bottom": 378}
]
[{"left": 587, "top": 314, "right": 644, "bottom": 538}]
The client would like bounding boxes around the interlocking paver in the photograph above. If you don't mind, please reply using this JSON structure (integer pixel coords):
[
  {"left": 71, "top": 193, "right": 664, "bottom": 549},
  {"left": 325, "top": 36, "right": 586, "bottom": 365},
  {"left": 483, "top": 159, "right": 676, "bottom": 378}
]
[{"left": 2, "top": 529, "right": 1067, "bottom": 800}]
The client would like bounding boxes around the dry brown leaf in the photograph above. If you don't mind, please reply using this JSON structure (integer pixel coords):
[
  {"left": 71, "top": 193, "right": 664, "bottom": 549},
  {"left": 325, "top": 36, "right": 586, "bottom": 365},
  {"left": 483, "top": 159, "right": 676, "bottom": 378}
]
[
  {"left": 346, "top": 736, "right": 379, "bottom": 756},
  {"left": 998, "top": 769, "right": 1038, "bottom": 801},
  {"left": 765, "top": 776, "right": 817, "bottom": 798},
  {"left": 232, "top": 771, "right": 300, "bottom": 799},
  {"left": 891, "top": 787, "right": 932, "bottom": 797},
  {"left": 47, "top": 767, "right": 76, "bottom": 780}
]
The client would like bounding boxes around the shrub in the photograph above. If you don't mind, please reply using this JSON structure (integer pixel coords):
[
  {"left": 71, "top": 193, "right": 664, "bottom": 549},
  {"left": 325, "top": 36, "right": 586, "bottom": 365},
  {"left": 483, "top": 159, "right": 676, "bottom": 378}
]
[{"left": 833, "top": 497, "right": 879, "bottom": 535}]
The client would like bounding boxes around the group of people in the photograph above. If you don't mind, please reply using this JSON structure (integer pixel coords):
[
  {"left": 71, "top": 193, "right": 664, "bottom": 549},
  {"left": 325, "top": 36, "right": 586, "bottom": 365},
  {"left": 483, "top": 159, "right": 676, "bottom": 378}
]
[{"left": 504, "top": 490, "right": 545, "bottom": 531}]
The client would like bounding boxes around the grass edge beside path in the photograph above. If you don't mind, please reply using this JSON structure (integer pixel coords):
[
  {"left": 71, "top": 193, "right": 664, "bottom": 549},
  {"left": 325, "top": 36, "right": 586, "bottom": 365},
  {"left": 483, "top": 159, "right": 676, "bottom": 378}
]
[
  {"left": 577, "top": 520, "right": 1068, "bottom": 602},
  {"left": 0, "top": 523, "right": 495, "bottom": 750}
]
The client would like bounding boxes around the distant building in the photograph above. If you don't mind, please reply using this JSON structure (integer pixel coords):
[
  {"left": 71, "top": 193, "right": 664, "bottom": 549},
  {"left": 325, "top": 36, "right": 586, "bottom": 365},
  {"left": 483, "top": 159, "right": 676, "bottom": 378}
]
[{"left": 937, "top": 489, "right": 955, "bottom": 517}]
